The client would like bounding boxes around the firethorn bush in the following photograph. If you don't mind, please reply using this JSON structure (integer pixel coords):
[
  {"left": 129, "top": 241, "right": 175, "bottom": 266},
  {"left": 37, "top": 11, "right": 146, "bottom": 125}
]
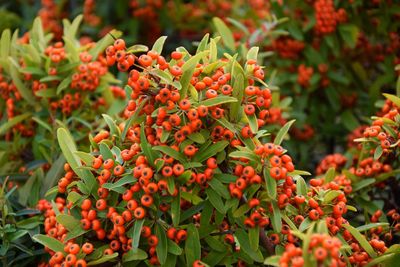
[
  {"left": 0, "top": 16, "right": 124, "bottom": 204},
  {"left": 24, "top": 31, "right": 399, "bottom": 266},
  {"left": 0, "top": 2, "right": 399, "bottom": 267}
]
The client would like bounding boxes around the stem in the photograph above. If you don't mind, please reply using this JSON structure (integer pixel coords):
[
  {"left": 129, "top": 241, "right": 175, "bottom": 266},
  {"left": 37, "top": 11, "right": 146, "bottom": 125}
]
[{"left": 259, "top": 228, "right": 275, "bottom": 255}]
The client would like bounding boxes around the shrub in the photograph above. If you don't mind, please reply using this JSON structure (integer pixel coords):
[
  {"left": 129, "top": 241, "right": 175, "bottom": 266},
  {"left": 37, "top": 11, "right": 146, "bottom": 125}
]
[
  {"left": 30, "top": 31, "right": 400, "bottom": 266},
  {"left": 0, "top": 16, "right": 123, "bottom": 204}
]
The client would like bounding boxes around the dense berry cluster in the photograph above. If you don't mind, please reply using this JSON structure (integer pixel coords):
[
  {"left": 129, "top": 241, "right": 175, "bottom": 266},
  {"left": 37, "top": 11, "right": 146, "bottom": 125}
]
[
  {"left": 315, "top": 153, "right": 347, "bottom": 175},
  {"left": 314, "top": 0, "right": 346, "bottom": 35},
  {"left": 273, "top": 37, "right": 305, "bottom": 60},
  {"left": 297, "top": 64, "right": 314, "bottom": 88}
]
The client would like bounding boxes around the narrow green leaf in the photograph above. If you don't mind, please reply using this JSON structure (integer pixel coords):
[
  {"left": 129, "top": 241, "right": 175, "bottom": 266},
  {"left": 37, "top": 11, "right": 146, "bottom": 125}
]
[
  {"left": 156, "top": 223, "right": 168, "bottom": 264},
  {"left": 171, "top": 191, "right": 181, "bottom": 227},
  {"left": 249, "top": 226, "right": 259, "bottom": 251},
  {"left": 342, "top": 224, "right": 377, "bottom": 258},
  {"left": 88, "top": 253, "right": 118, "bottom": 265},
  {"left": 213, "top": 17, "right": 235, "bottom": 51},
  {"left": 9, "top": 61, "right": 36, "bottom": 104},
  {"left": 56, "top": 214, "right": 80, "bottom": 232},
  {"left": 32, "top": 234, "right": 65, "bottom": 253},
  {"left": 193, "top": 140, "right": 229, "bottom": 163},
  {"left": 324, "top": 167, "right": 336, "bottom": 183},
  {"left": 185, "top": 224, "right": 201, "bottom": 266},
  {"left": 206, "top": 187, "right": 225, "bottom": 214},
  {"left": 102, "top": 114, "right": 120, "bottom": 137},
  {"left": 274, "top": 119, "right": 295, "bottom": 145},
  {"left": 153, "top": 146, "right": 186, "bottom": 163},
  {"left": 271, "top": 201, "right": 282, "bottom": 232},
  {"left": 122, "top": 248, "right": 147, "bottom": 262},
  {"left": 89, "top": 29, "right": 122, "bottom": 59},
  {"left": 235, "top": 229, "right": 264, "bottom": 262},
  {"left": 151, "top": 36, "right": 167, "bottom": 54},
  {"left": 264, "top": 167, "right": 277, "bottom": 199},
  {"left": 383, "top": 93, "right": 400, "bottom": 107},
  {"left": 0, "top": 113, "right": 32, "bottom": 135},
  {"left": 57, "top": 128, "right": 97, "bottom": 193},
  {"left": 129, "top": 219, "right": 144, "bottom": 249},
  {"left": 199, "top": 96, "right": 237, "bottom": 107},
  {"left": 356, "top": 223, "right": 389, "bottom": 232},
  {"left": 121, "top": 98, "right": 148, "bottom": 141},
  {"left": 180, "top": 51, "right": 207, "bottom": 99}
]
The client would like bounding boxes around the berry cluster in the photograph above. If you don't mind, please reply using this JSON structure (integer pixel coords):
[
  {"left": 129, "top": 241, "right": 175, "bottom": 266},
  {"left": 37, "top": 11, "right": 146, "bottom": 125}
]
[
  {"left": 315, "top": 153, "right": 347, "bottom": 175},
  {"left": 297, "top": 64, "right": 314, "bottom": 88},
  {"left": 273, "top": 37, "right": 305, "bottom": 60},
  {"left": 314, "top": 0, "right": 346, "bottom": 35}
]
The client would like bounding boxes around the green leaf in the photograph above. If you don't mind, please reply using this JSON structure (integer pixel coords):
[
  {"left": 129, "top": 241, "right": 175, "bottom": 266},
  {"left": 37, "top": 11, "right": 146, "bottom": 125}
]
[
  {"left": 153, "top": 146, "right": 186, "bottom": 163},
  {"left": 67, "top": 191, "right": 82, "bottom": 205},
  {"left": 155, "top": 223, "right": 168, "bottom": 264},
  {"left": 209, "top": 38, "right": 218, "bottom": 63},
  {"left": 0, "top": 113, "right": 32, "bottom": 135},
  {"left": 271, "top": 201, "right": 282, "bottom": 232},
  {"left": 126, "top": 44, "right": 149, "bottom": 54},
  {"left": 8, "top": 61, "right": 36, "bottom": 104},
  {"left": 204, "top": 236, "right": 226, "bottom": 252},
  {"left": 374, "top": 146, "right": 383, "bottom": 160},
  {"left": 352, "top": 178, "right": 375, "bottom": 192},
  {"left": 167, "top": 239, "right": 183, "bottom": 255},
  {"left": 249, "top": 226, "right": 259, "bottom": 251},
  {"left": 323, "top": 190, "right": 341, "bottom": 204},
  {"left": 233, "top": 204, "right": 251, "bottom": 217},
  {"left": 171, "top": 191, "right": 181, "bottom": 227},
  {"left": 246, "top": 46, "right": 259, "bottom": 61},
  {"left": 188, "top": 132, "right": 206, "bottom": 144},
  {"left": 74, "top": 151, "right": 95, "bottom": 166},
  {"left": 235, "top": 229, "right": 264, "bottom": 262},
  {"left": 383, "top": 93, "right": 400, "bottom": 108},
  {"left": 102, "top": 114, "right": 120, "bottom": 137},
  {"left": 151, "top": 36, "right": 167, "bottom": 54},
  {"left": 365, "top": 253, "right": 397, "bottom": 267},
  {"left": 246, "top": 113, "right": 258, "bottom": 134},
  {"left": 230, "top": 73, "right": 245, "bottom": 122},
  {"left": 121, "top": 98, "right": 148, "bottom": 141},
  {"left": 229, "top": 150, "right": 259, "bottom": 163},
  {"left": 196, "top": 33, "right": 210, "bottom": 53},
  {"left": 102, "top": 175, "right": 134, "bottom": 192},
  {"left": 206, "top": 187, "right": 225, "bottom": 214},
  {"left": 32, "top": 234, "right": 64, "bottom": 253},
  {"left": 57, "top": 128, "right": 97, "bottom": 193},
  {"left": 264, "top": 167, "right": 277, "bottom": 199},
  {"left": 1, "top": 29, "right": 11, "bottom": 67},
  {"left": 88, "top": 253, "right": 118, "bottom": 265},
  {"left": 180, "top": 51, "right": 207, "bottom": 99},
  {"left": 140, "top": 124, "right": 159, "bottom": 167},
  {"left": 130, "top": 219, "right": 144, "bottom": 249},
  {"left": 99, "top": 143, "right": 113, "bottom": 161},
  {"left": 199, "top": 96, "right": 237, "bottom": 107},
  {"left": 264, "top": 255, "right": 280, "bottom": 266},
  {"left": 89, "top": 29, "right": 122, "bottom": 60},
  {"left": 56, "top": 214, "right": 80, "bottom": 232},
  {"left": 213, "top": 17, "right": 235, "bottom": 51},
  {"left": 274, "top": 120, "right": 295, "bottom": 145},
  {"left": 208, "top": 178, "right": 230, "bottom": 199},
  {"left": 342, "top": 224, "right": 377, "bottom": 258},
  {"left": 324, "top": 167, "right": 336, "bottom": 183},
  {"left": 338, "top": 24, "right": 359, "bottom": 49},
  {"left": 193, "top": 140, "right": 229, "bottom": 163},
  {"left": 185, "top": 224, "right": 201, "bottom": 266},
  {"left": 122, "top": 248, "right": 147, "bottom": 262},
  {"left": 356, "top": 223, "right": 389, "bottom": 232}
]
